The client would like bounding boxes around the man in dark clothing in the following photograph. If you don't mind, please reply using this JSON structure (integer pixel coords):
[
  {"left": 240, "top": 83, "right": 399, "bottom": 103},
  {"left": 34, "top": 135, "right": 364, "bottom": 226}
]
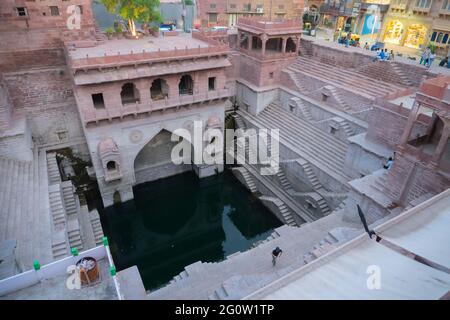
[
  {"left": 272, "top": 247, "right": 283, "bottom": 266},
  {"left": 383, "top": 157, "right": 393, "bottom": 169}
]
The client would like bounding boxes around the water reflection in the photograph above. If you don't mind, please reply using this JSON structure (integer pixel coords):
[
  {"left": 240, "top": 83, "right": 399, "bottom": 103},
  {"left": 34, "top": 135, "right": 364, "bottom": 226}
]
[{"left": 100, "top": 170, "right": 281, "bottom": 290}]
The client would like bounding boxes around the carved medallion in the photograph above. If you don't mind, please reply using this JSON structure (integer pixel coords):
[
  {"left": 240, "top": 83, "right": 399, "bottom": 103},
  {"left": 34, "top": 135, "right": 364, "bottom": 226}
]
[{"left": 129, "top": 130, "right": 143, "bottom": 143}]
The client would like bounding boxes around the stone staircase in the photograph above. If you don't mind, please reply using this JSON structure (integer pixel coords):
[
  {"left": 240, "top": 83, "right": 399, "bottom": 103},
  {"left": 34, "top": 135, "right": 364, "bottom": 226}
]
[
  {"left": 288, "top": 57, "right": 404, "bottom": 99},
  {"left": 276, "top": 169, "right": 294, "bottom": 193},
  {"left": 297, "top": 100, "right": 314, "bottom": 121},
  {"left": 325, "top": 86, "right": 353, "bottom": 112},
  {"left": 250, "top": 230, "right": 281, "bottom": 249},
  {"left": 302, "top": 231, "right": 339, "bottom": 263},
  {"left": 48, "top": 184, "right": 66, "bottom": 227},
  {"left": 355, "top": 60, "right": 415, "bottom": 88},
  {"left": 315, "top": 196, "right": 331, "bottom": 216},
  {"left": 225, "top": 112, "right": 234, "bottom": 127},
  {"left": 274, "top": 198, "right": 296, "bottom": 226},
  {"left": 67, "top": 217, "right": 83, "bottom": 251},
  {"left": 259, "top": 196, "right": 297, "bottom": 226},
  {"left": 289, "top": 72, "right": 311, "bottom": 94},
  {"left": 90, "top": 210, "right": 105, "bottom": 246},
  {"left": 0, "top": 150, "right": 53, "bottom": 270},
  {"left": 48, "top": 184, "right": 69, "bottom": 259},
  {"left": 232, "top": 167, "right": 258, "bottom": 193},
  {"left": 61, "top": 181, "right": 78, "bottom": 216},
  {"left": 46, "top": 152, "right": 61, "bottom": 185},
  {"left": 233, "top": 113, "right": 246, "bottom": 129},
  {"left": 298, "top": 159, "right": 323, "bottom": 191},
  {"left": 338, "top": 118, "right": 355, "bottom": 137},
  {"left": 240, "top": 101, "right": 350, "bottom": 185}
]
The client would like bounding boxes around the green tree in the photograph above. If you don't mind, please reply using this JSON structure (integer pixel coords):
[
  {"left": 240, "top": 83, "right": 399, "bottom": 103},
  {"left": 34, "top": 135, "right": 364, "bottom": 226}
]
[{"left": 101, "top": 0, "right": 162, "bottom": 37}]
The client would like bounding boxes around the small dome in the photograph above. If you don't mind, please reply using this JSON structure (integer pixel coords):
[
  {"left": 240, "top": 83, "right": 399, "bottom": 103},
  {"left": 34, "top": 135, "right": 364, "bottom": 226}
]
[
  {"left": 98, "top": 137, "right": 119, "bottom": 157},
  {"left": 207, "top": 116, "right": 221, "bottom": 127}
]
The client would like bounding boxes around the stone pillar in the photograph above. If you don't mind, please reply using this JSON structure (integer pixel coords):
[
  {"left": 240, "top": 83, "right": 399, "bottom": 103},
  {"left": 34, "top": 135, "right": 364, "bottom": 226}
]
[
  {"left": 431, "top": 122, "right": 450, "bottom": 166},
  {"left": 423, "top": 112, "right": 439, "bottom": 143},
  {"left": 261, "top": 34, "right": 268, "bottom": 56},
  {"left": 282, "top": 37, "right": 287, "bottom": 53},
  {"left": 399, "top": 102, "right": 420, "bottom": 147},
  {"left": 247, "top": 34, "right": 252, "bottom": 51}
]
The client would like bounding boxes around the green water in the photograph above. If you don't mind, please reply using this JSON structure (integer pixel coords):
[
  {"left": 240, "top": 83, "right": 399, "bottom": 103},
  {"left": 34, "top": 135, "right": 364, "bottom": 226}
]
[{"left": 100, "top": 169, "right": 282, "bottom": 290}]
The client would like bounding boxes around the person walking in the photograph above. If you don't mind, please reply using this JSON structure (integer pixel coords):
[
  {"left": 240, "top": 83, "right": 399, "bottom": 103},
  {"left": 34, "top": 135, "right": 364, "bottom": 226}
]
[
  {"left": 427, "top": 52, "right": 436, "bottom": 68},
  {"left": 272, "top": 247, "right": 283, "bottom": 266},
  {"left": 420, "top": 48, "right": 430, "bottom": 65}
]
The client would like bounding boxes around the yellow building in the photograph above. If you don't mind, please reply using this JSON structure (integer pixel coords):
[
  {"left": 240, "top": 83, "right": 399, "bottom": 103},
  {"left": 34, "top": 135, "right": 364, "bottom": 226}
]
[{"left": 381, "top": 0, "right": 450, "bottom": 55}]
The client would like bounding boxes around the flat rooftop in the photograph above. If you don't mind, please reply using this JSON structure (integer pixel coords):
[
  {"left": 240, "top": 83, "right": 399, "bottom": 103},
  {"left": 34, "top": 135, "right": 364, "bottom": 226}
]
[
  {"left": 246, "top": 189, "right": 450, "bottom": 300},
  {"left": 69, "top": 33, "right": 210, "bottom": 60},
  {"left": 1, "top": 258, "right": 117, "bottom": 300}
]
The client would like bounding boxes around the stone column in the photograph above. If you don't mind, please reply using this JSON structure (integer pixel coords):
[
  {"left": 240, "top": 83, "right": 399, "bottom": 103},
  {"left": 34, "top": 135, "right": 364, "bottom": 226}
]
[
  {"left": 431, "top": 121, "right": 450, "bottom": 166},
  {"left": 282, "top": 37, "right": 287, "bottom": 53},
  {"left": 424, "top": 112, "right": 438, "bottom": 143},
  {"left": 399, "top": 102, "right": 420, "bottom": 147},
  {"left": 247, "top": 34, "right": 252, "bottom": 51},
  {"left": 261, "top": 34, "right": 268, "bottom": 56}
]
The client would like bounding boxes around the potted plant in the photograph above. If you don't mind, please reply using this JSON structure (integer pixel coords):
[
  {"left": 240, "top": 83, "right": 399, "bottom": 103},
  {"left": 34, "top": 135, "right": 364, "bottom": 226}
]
[
  {"left": 150, "top": 25, "right": 159, "bottom": 37},
  {"left": 115, "top": 25, "right": 123, "bottom": 39},
  {"left": 105, "top": 27, "right": 114, "bottom": 40}
]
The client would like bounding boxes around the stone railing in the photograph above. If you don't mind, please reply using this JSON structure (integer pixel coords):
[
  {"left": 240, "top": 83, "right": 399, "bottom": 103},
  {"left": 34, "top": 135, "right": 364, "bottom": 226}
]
[
  {"left": 239, "top": 47, "right": 298, "bottom": 61},
  {"left": 69, "top": 43, "right": 229, "bottom": 71},
  {"left": 83, "top": 88, "right": 231, "bottom": 124},
  {"left": 237, "top": 18, "right": 301, "bottom": 30}
]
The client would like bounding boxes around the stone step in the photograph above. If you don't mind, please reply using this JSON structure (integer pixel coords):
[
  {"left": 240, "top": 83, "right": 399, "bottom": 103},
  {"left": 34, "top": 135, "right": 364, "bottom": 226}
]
[
  {"left": 292, "top": 57, "right": 402, "bottom": 97},
  {"left": 261, "top": 102, "right": 348, "bottom": 157},
  {"left": 214, "top": 285, "right": 229, "bottom": 300}
]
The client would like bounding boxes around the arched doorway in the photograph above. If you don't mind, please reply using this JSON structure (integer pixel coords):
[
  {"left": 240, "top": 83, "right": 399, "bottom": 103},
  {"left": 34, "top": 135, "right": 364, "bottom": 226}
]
[
  {"left": 134, "top": 130, "right": 193, "bottom": 185},
  {"left": 150, "top": 78, "right": 169, "bottom": 100},
  {"left": 384, "top": 20, "right": 403, "bottom": 44},
  {"left": 178, "top": 75, "right": 194, "bottom": 95},
  {"left": 121, "top": 82, "right": 140, "bottom": 105},
  {"left": 404, "top": 24, "right": 427, "bottom": 49}
]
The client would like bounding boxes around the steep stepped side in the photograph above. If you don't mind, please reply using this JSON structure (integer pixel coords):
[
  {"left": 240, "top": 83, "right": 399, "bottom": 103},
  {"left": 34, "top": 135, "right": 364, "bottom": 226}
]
[
  {"left": 289, "top": 57, "right": 404, "bottom": 98},
  {"left": 0, "top": 152, "right": 53, "bottom": 269},
  {"left": 231, "top": 167, "right": 258, "bottom": 193},
  {"left": 233, "top": 114, "right": 247, "bottom": 130},
  {"left": 61, "top": 181, "right": 78, "bottom": 216},
  {"left": 276, "top": 169, "right": 294, "bottom": 193},
  {"left": 297, "top": 100, "right": 314, "bottom": 121},
  {"left": 46, "top": 152, "right": 60, "bottom": 185},
  {"left": 48, "top": 184, "right": 70, "bottom": 259},
  {"left": 90, "top": 210, "right": 105, "bottom": 246},
  {"left": 325, "top": 86, "right": 353, "bottom": 112},
  {"left": 67, "top": 216, "right": 83, "bottom": 251},
  {"left": 259, "top": 196, "right": 297, "bottom": 226},
  {"left": 337, "top": 118, "right": 355, "bottom": 137},
  {"left": 242, "top": 102, "right": 350, "bottom": 184}
]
